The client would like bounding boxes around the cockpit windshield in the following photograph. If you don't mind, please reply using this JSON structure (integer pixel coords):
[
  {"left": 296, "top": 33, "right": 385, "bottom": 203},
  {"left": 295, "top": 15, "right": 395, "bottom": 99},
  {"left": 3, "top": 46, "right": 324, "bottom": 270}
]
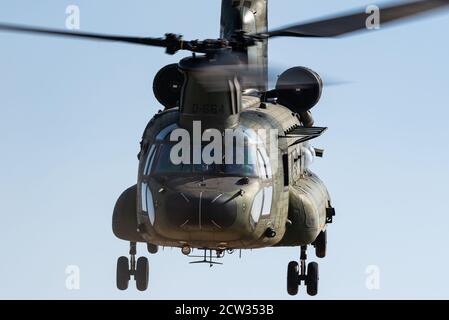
[{"left": 151, "top": 142, "right": 259, "bottom": 177}]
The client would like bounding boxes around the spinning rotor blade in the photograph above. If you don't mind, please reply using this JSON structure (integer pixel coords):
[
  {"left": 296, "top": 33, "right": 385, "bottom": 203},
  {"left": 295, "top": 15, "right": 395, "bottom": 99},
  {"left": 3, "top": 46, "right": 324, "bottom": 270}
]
[
  {"left": 259, "top": 0, "right": 449, "bottom": 38},
  {"left": 187, "top": 60, "right": 349, "bottom": 92},
  {"left": 0, "top": 23, "right": 196, "bottom": 54},
  {"left": 267, "top": 65, "right": 349, "bottom": 89},
  {"left": 0, "top": 23, "right": 167, "bottom": 46}
]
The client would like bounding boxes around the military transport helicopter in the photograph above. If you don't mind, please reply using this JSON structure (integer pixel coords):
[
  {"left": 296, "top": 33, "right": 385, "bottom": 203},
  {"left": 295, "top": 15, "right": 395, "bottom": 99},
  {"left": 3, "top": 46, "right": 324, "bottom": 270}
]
[{"left": 1, "top": 0, "right": 448, "bottom": 297}]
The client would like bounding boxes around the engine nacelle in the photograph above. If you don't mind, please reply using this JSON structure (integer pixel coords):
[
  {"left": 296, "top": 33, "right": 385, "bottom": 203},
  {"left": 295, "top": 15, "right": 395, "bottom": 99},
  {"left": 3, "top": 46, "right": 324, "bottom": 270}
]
[
  {"left": 153, "top": 63, "right": 185, "bottom": 109},
  {"left": 275, "top": 67, "right": 323, "bottom": 114}
]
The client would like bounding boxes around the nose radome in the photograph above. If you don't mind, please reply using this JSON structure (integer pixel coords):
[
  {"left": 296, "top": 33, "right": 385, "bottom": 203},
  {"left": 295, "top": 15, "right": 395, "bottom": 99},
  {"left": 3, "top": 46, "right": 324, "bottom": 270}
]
[{"left": 164, "top": 190, "right": 237, "bottom": 231}]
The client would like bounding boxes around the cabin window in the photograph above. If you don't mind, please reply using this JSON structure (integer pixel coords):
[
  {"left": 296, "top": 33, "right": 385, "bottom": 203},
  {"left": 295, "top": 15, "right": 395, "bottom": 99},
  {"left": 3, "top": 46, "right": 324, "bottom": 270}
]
[
  {"left": 257, "top": 151, "right": 267, "bottom": 179},
  {"left": 144, "top": 145, "right": 157, "bottom": 175},
  {"left": 262, "top": 186, "right": 273, "bottom": 216},
  {"left": 282, "top": 154, "right": 289, "bottom": 187},
  {"left": 251, "top": 185, "right": 273, "bottom": 222},
  {"left": 302, "top": 143, "right": 315, "bottom": 171},
  {"left": 251, "top": 190, "right": 264, "bottom": 223}
]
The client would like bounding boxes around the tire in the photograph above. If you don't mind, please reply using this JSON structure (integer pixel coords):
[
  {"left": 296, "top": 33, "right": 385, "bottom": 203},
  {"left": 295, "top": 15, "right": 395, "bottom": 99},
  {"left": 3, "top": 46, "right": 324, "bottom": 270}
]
[
  {"left": 287, "top": 261, "right": 299, "bottom": 296},
  {"left": 116, "top": 256, "right": 130, "bottom": 291},
  {"left": 306, "top": 262, "right": 319, "bottom": 296},
  {"left": 315, "top": 230, "right": 327, "bottom": 258},
  {"left": 135, "top": 257, "right": 149, "bottom": 291},
  {"left": 147, "top": 243, "right": 159, "bottom": 254}
]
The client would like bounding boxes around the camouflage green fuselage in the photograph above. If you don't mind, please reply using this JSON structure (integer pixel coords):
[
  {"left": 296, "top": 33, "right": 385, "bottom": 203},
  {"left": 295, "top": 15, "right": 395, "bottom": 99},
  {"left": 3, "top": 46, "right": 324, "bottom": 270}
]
[{"left": 117, "top": 95, "right": 331, "bottom": 250}]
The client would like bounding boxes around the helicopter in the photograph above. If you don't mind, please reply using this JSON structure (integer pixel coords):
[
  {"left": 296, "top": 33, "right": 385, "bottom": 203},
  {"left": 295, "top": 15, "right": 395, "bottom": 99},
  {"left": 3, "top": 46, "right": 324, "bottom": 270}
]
[{"left": 1, "top": 0, "right": 448, "bottom": 297}]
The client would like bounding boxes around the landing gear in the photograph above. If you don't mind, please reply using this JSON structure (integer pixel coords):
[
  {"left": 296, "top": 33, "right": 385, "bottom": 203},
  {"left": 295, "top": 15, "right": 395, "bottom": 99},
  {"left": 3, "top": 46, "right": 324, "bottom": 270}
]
[
  {"left": 313, "top": 230, "right": 327, "bottom": 258},
  {"left": 116, "top": 242, "right": 150, "bottom": 291},
  {"left": 116, "top": 256, "right": 130, "bottom": 290},
  {"left": 135, "top": 257, "right": 149, "bottom": 291},
  {"left": 287, "top": 246, "right": 319, "bottom": 296},
  {"left": 287, "top": 261, "right": 299, "bottom": 296},
  {"left": 306, "top": 262, "right": 319, "bottom": 296}
]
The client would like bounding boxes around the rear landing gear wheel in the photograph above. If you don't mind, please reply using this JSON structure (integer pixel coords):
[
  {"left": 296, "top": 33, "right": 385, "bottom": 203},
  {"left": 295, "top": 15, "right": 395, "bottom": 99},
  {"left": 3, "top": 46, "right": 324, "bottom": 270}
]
[
  {"left": 306, "top": 262, "right": 319, "bottom": 296},
  {"left": 135, "top": 257, "right": 149, "bottom": 291},
  {"left": 287, "top": 261, "right": 299, "bottom": 296},
  {"left": 116, "top": 256, "right": 130, "bottom": 290},
  {"left": 314, "top": 230, "right": 327, "bottom": 258}
]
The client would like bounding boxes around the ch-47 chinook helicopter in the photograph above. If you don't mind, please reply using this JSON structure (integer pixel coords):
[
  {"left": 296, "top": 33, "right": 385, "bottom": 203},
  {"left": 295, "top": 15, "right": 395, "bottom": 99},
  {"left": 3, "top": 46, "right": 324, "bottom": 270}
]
[{"left": 1, "top": 0, "right": 448, "bottom": 296}]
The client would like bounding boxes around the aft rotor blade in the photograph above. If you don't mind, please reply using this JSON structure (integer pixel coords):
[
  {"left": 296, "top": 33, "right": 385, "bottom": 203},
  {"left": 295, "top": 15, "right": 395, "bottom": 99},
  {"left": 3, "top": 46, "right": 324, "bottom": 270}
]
[
  {"left": 0, "top": 22, "right": 177, "bottom": 50},
  {"left": 260, "top": 0, "right": 449, "bottom": 38},
  {"left": 267, "top": 65, "right": 350, "bottom": 89}
]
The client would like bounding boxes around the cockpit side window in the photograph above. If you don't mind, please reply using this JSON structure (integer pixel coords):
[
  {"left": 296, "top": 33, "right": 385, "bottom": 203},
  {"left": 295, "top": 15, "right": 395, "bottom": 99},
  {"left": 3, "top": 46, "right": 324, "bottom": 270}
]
[
  {"left": 254, "top": 147, "right": 273, "bottom": 219},
  {"left": 156, "top": 123, "right": 178, "bottom": 141},
  {"left": 142, "top": 124, "right": 178, "bottom": 176},
  {"left": 144, "top": 145, "right": 157, "bottom": 176},
  {"left": 257, "top": 151, "right": 267, "bottom": 179},
  {"left": 257, "top": 147, "right": 272, "bottom": 180}
]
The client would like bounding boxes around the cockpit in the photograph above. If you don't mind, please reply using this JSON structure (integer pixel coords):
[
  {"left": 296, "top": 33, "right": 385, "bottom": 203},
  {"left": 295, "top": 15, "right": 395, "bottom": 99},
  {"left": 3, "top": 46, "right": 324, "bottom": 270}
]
[
  {"left": 148, "top": 142, "right": 259, "bottom": 177},
  {"left": 138, "top": 124, "right": 275, "bottom": 235},
  {"left": 142, "top": 125, "right": 272, "bottom": 179}
]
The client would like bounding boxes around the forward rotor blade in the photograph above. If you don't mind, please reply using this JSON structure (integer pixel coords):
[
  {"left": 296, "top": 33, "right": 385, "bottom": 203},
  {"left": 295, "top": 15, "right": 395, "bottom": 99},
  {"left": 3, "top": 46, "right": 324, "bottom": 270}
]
[
  {"left": 0, "top": 22, "right": 171, "bottom": 48},
  {"left": 186, "top": 61, "right": 350, "bottom": 92},
  {"left": 261, "top": 0, "right": 449, "bottom": 38}
]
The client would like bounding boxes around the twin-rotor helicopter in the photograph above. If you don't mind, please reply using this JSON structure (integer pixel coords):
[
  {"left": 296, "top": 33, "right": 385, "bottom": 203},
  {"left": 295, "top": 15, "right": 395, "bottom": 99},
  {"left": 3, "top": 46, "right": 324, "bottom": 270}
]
[{"left": 1, "top": 0, "right": 448, "bottom": 296}]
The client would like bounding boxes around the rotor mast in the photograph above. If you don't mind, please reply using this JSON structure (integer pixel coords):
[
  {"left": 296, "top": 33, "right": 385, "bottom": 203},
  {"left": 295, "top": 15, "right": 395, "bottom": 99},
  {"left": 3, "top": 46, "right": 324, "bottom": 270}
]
[{"left": 220, "top": 0, "right": 268, "bottom": 91}]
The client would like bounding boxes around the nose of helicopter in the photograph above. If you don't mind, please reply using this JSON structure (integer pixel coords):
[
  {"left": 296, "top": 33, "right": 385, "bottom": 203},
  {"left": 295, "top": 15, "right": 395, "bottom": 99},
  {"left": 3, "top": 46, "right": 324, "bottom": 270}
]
[
  {"left": 164, "top": 190, "right": 238, "bottom": 231},
  {"left": 149, "top": 176, "right": 259, "bottom": 242}
]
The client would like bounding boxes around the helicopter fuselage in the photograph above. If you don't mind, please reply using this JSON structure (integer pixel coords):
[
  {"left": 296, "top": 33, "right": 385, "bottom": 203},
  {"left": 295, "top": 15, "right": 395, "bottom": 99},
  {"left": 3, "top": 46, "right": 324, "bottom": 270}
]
[{"left": 113, "top": 95, "right": 332, "bottom": 250}]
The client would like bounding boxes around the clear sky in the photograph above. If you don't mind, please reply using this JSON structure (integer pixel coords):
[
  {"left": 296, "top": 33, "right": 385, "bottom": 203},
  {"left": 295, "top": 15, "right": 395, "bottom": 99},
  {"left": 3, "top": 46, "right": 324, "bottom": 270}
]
[{"left": 0, "top": 0, "right": 448, "bottom": 300}]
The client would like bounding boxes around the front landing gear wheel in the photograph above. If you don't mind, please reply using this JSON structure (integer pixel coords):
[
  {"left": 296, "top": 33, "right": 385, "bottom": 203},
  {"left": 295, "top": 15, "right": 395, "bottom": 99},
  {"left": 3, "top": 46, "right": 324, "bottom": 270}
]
[
  {"left": 116, "top": 256, "right": 130, "bottom": 290},
  {"left": 306, "top": 262, "right": 319, "bottom": 296},
  {"left": 286, "top": 246, "right": 320, "bottom": 296},
  {"left": 135, "top": 257, "right": 149, "bottom": 291},
  {"left": 116, "top": 242, "right": 150, "bottom": 292},
  {"left": 287, "top": 261, "right": 299, "bottom": 296}
]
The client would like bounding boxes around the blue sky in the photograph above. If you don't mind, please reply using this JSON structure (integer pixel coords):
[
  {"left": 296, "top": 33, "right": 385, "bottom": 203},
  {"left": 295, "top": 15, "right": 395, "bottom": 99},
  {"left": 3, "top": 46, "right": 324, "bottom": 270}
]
[{"left": 0, "top": 0, "right": 448, "bottom": 299}]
